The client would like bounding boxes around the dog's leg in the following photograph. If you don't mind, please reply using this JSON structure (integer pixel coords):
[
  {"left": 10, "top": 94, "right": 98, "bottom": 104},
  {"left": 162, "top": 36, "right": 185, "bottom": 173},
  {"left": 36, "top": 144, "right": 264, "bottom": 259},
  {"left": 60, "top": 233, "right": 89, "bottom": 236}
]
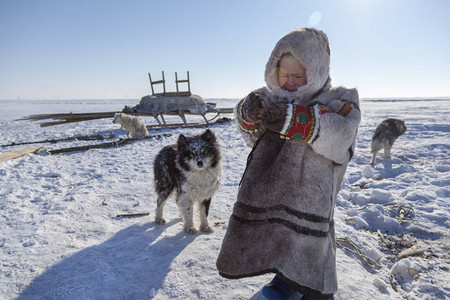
[
  {"left": 383, "top": 146, "right": 392, "bottom": 158},
  {"left": 126, "top": 131, "right": 131, "bottom": 138},
  {"left": 155, "top": 196, "right": 169, "bottom": 225},
  {"left": 370, "top": 151, "right": 377, "bottom": 165},
  {"left": 199, "top": 198, "right": 213, "bottom": 233},
  {"left": 178, "top": 195, "right": 197, "bottom": 234}
]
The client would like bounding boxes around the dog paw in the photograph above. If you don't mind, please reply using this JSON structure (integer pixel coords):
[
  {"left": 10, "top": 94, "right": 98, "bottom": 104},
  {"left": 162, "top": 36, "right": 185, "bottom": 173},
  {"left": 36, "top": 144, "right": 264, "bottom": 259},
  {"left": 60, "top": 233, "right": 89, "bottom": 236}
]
[
  {"left": 200, "top": 225, "right": 214, "bottom": 233},
  {"left": 155, "top": 217, "right": 166, "bottom": 225},
  {"left": 185, "top": 226, "right": 198, "bottom": 234}
]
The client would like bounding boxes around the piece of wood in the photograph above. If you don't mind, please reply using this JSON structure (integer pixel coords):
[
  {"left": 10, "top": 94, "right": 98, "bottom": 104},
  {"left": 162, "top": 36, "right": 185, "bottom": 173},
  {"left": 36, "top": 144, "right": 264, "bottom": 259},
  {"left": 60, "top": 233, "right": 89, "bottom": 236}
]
[
  {"left": 47, "top": 133, "right": 172, "bottom": 155},
  {"left": 116, "top": 212, "right": 150, "bottom": 218},
  {"left": 336, "top": 235, "right": 382, "bottom": 270},
  {"left": 158, "top": 91, "right": 191, "bottom": 97},
  {"left": 45, "top": 117, "right": 231, "bottom": 155},
  {"left": 144, "top": 117, "right": 232, "bottom": 130},
  {"left": 175, "top": 71, "right": 191, "bottom": 95},
  {"left": 149, "top": 71, "right": 166, "bottom": 95},
  {"left": 397, "top": 246, "right": 425, "bottom": 258},
  {"left": 18, "top": 108, "right": 233, "bottom": 127},
  {"left": 17, "top": 111, "right": 118, "bottom": 121},
  {"left": 0, "top": 146, "right": 42, "bottom": 162},
  {"left": 1, "top": 133, "right": 116, "bottom": 148},
  {"left": 344, "top": 217, "right": 355, "bottom": 224}
]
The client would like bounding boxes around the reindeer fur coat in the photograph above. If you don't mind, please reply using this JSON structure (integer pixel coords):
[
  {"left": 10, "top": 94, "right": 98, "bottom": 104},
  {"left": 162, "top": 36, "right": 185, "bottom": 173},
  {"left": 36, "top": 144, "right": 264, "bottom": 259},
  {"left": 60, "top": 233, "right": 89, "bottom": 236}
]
[{"left": 216, "top": 28, "right": 361, "bottom": 299}]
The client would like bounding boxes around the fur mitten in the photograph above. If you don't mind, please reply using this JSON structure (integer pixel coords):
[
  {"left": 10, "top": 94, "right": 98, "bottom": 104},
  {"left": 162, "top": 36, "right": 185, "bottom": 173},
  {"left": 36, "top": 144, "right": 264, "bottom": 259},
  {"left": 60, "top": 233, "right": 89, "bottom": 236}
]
[
  {"left": 261, "top": 100, "right": 288, "bottom": 133},
  {"left": 241, "top": 92, "right": 264, "bottom": 123}
]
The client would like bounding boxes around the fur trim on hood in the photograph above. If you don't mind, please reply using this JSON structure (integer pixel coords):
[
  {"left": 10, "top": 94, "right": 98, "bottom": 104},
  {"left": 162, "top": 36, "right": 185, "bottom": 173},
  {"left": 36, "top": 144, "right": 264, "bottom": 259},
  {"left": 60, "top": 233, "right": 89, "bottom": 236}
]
[{"left": 265, "top": 28, "right": 331, "bottom": 104}]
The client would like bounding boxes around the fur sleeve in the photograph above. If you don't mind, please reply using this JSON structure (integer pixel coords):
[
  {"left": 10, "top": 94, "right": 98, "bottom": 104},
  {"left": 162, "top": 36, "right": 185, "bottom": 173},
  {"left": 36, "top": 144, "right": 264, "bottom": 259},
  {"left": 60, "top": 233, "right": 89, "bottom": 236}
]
[
  {"left": 276, "top": 87, "right": 360, "bottom": 164},
  {"left": 307, "top": 87, "right": 361, "bottom": 164}
]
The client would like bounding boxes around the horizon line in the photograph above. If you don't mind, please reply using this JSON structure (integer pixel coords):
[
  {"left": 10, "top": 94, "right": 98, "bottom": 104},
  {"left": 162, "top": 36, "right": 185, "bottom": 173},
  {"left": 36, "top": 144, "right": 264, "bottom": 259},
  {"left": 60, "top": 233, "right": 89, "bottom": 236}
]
[{"left": 1, "top": 96, "right": 450, "bottom": 102}]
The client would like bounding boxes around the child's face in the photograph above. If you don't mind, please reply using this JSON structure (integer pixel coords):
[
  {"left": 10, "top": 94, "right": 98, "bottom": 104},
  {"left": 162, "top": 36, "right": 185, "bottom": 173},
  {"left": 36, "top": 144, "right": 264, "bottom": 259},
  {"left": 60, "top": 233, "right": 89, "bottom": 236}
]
[{"left": 278, "top": 55, "right": 307, "bottom": 91}]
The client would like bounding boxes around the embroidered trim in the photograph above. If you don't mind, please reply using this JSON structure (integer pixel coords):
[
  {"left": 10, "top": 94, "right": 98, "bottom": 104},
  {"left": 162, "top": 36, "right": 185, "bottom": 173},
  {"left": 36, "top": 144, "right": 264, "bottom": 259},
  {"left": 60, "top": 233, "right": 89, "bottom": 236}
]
[
  {"left": 280, "top": 104, "right": 295, "bottom": 135},
  {"left": 235, "top": 97, "right": 260, "bottom": 133},
  {"left": 318, "top": 105, "right": 333, "bottom": 115},
  {"left": 309, "top": 104, "right": 328, "bottom": 144},
  {"left": 337, "top": 101, "right": 353, "bottom": 116},
  {"left": 280, "top": 105, "right": 315, "bottom": 142}
]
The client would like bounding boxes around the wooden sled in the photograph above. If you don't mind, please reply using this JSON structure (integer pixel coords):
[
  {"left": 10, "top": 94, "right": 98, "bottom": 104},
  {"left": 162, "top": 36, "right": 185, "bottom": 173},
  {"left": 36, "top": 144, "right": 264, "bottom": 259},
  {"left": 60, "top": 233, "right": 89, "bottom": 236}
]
[{"left": 18, "top": 71, "right": 233, "bottom": 127}]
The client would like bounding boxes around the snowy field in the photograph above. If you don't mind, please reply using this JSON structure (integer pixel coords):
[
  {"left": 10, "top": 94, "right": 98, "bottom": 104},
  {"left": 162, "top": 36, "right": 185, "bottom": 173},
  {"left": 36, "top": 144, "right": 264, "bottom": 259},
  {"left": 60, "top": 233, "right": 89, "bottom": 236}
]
[{"left": 0, "top": 98, "right": 449, "bottom": 300}]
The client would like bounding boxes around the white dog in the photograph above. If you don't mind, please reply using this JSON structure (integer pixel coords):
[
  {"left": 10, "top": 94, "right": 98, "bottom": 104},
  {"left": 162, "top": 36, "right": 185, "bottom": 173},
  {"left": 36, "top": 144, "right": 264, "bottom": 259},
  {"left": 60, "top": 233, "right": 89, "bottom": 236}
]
[{"left": 113, "top": 113, "right": 149, "bottom": 138}]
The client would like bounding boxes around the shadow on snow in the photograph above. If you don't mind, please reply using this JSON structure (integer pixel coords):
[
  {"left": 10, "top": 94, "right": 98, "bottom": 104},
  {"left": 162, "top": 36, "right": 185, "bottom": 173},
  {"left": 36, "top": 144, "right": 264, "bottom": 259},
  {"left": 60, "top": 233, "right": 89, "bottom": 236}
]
[{"left": 18, "top": 220, "right": 197, "bottom": 299}]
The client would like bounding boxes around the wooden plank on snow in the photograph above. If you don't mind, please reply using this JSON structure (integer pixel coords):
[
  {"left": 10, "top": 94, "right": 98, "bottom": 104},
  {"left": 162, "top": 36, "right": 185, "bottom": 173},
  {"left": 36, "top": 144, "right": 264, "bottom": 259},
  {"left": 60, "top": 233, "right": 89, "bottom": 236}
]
[{"left": 0, "top": 146, "right": 42, "bottom": 162}]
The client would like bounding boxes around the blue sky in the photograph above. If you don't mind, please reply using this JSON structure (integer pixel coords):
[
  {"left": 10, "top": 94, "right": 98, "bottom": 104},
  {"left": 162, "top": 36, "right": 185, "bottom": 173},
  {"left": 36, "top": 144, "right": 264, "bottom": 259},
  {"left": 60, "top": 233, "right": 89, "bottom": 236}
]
[{"left": 1, "top": 0, "right": 449, "bottom": 100}]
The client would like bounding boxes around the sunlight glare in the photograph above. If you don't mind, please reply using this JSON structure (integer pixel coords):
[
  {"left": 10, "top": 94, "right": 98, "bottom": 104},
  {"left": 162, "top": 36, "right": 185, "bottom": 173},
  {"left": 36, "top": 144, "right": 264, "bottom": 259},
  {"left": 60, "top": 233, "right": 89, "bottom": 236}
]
[{"left": 308, "top": 11, "right": 322, "bottom": 27}]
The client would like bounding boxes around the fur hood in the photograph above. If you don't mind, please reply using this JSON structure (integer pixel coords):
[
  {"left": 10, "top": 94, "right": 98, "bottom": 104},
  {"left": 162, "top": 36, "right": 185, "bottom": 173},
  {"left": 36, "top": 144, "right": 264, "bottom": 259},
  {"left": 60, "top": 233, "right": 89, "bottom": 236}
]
[{"left": 264, "top": 28, "right": 331, "bottom": 104}]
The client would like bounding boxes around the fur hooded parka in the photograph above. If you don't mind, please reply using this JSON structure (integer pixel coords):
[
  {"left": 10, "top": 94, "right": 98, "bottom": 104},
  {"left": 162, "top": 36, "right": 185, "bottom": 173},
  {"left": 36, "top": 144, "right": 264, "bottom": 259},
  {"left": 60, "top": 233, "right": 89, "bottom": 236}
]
[{"left": 216, "top": 28, "right": 361, "bottom": 299}]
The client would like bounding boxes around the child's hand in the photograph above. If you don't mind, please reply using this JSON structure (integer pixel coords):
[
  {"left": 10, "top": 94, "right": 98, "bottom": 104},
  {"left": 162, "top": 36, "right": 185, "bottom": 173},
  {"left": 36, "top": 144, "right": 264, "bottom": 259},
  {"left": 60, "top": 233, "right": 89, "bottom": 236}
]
[
  {"left": 242, "top": 92, "right": 264, "bottom": 123},
  {"left": 261, "top": 100, "right": 288, "bottom": 132}
]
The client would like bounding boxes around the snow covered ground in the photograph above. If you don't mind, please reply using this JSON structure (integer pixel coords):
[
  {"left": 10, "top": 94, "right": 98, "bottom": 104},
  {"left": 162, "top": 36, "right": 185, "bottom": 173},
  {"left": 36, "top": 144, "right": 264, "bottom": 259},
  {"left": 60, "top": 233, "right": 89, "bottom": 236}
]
[{"left": 0, "top": 98, "right": 448, "bottom": 300}]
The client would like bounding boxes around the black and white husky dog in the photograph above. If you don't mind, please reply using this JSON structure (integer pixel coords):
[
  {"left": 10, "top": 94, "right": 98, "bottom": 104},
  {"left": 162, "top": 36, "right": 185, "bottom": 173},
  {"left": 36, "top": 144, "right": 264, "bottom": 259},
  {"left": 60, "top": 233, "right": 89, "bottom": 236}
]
[
  {"left": 154, "top": 129, "right": 221, "bottom": 234},
  {"left": 370, "top": 118, "right": 407, "bottom": 164}
]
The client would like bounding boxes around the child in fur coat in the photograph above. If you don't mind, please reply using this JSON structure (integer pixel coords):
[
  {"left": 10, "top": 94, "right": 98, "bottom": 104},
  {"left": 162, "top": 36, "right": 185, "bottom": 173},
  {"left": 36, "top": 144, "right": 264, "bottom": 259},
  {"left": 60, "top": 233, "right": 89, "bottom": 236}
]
[{"left": 216, "top": 28, "right": 361, "bottom": 300}]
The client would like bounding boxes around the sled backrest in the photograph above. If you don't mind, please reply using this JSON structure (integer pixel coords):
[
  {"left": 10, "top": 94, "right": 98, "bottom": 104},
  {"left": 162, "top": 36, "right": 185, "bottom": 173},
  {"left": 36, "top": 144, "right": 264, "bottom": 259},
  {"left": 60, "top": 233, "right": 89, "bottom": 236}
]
[{"left": 148, "top": 71, "right": 191, "bottom": 97}]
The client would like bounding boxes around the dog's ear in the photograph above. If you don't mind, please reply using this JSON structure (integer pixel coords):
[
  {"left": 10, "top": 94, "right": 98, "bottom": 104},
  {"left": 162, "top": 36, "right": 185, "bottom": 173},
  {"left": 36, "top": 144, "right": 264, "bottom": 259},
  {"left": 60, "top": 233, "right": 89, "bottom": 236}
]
[
  {"left": 202, "top": 129, "right": 216, "bottom": 142},
  {"left": 178, "top": 134, "right": 187, "bottom": 147}
]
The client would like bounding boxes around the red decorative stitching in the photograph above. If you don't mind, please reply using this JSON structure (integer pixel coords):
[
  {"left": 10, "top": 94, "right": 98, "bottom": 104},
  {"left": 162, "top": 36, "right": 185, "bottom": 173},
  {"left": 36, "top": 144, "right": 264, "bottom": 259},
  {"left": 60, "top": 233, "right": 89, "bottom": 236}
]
[
  {"left": 283, "top": 105, "right": 315, "bottom": 142},
  {"left": 337, "top": 102, "right": 353, "bottom": 117},
  {"left": 318, "top": 105, "right": 333, "bottom": 115},
  {"left": 236, "top": 98, "right": 260, "bottom": 132}
]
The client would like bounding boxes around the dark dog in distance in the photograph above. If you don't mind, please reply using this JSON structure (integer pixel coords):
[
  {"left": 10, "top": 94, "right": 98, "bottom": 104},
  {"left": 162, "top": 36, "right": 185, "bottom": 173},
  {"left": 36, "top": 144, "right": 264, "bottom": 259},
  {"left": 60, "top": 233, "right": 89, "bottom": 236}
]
[{"left": 370, "top": 118, "right": 407, "bottom": 164}]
